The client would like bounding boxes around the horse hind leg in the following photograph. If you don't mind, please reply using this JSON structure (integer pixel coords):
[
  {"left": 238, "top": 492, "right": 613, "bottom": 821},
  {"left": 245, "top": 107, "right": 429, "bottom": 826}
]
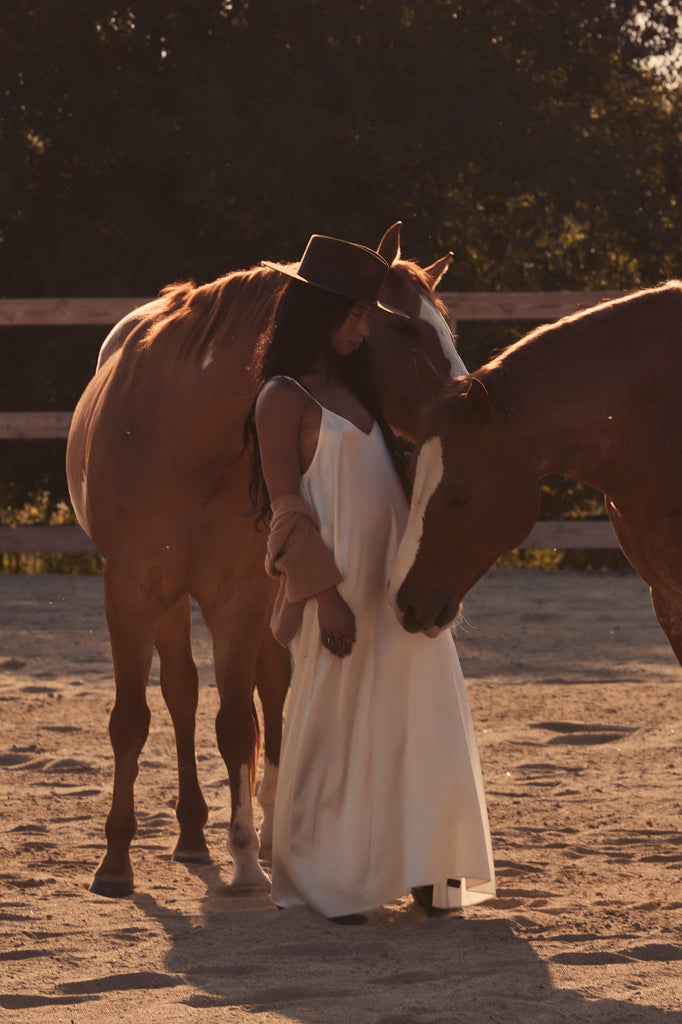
[
  {"left": 154, "top": 595, "right": 210, "bottom": 864},
  {"left": 203, "top": 594, "right": 270, "bottom": 891},
  {"left": 650, "top": 585, "right": 682, "bottom": 668},
  {"left": 217, "top": 680, "right": 270, "bottom": 890},
  {"left": 223, "top": 698, "right": 270, "bottom": 889},
  {"left": 254, "top": 632, "right": 291, "bottom": 863},
  {"left": 91, "top": 576, "right": 156, "bottom": 897}
]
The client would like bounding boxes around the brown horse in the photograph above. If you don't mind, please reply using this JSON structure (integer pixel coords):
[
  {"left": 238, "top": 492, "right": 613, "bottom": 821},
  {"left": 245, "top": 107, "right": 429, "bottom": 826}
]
[
  {"left": 66, "top": 223, "right": 466, "bottom": 897},
  {"left": 390, "top": 280, "right": 682, "bottom": 670}
]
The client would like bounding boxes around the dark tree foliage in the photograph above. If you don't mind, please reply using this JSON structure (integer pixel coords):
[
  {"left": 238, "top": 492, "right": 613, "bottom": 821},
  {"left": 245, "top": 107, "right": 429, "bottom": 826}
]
[{"left": 1, "top": 1, "right": 681, "bottom": 507}]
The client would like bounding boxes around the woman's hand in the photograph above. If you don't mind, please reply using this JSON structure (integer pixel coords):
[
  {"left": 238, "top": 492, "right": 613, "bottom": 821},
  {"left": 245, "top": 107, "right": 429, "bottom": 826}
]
[{"left": 316, "top": 586, "right": 356, "bottom": 658}]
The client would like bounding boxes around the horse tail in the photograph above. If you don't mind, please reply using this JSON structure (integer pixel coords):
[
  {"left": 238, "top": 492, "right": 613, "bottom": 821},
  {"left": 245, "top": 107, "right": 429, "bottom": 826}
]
[{"left": 250, "top": 694, "right": 262, "bottom": 797}]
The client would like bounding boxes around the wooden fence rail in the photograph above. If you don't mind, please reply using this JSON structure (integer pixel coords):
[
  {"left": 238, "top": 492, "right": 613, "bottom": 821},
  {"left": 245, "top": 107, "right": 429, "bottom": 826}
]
[
  {"left": 0, "top": 291, "right": 627, "bottom": 326},
  {"left": 0, "top": 292, "right": 626, "bottom": 554}
]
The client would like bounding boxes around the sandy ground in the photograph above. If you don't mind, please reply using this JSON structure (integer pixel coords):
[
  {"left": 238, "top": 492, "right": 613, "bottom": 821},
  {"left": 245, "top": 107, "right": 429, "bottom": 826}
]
[{"left": 1, "top": 568, "right": 682, "bottom": 1023}]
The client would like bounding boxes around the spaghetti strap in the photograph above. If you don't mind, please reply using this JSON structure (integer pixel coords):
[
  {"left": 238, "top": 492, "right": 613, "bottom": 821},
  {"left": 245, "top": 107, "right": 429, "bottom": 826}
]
[
  {"left": 271, "top": 375, "right": 322, "bottom": 408},
  {"left": 271, "top": 375, "right": 374, "bottom": 436}
]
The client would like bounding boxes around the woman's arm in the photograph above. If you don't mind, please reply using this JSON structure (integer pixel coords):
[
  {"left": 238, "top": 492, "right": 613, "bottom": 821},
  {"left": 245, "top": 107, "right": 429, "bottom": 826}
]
[
  {"left": 255, "top": 381, "right": 356, "bottom": 657},
  {"left": 255, "top": 379, "right": 308, "bottom": 501}
]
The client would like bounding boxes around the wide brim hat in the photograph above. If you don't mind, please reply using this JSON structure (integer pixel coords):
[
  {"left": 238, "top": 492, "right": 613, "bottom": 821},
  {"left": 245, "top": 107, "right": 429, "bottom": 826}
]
[{"left": 262, "top": 235, "right": 407, "bottom": 317}]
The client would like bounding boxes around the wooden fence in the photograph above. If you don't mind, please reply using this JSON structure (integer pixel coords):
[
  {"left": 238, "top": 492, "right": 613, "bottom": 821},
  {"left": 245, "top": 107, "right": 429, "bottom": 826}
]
[{"left": 0, "top": 292, "right": 626, "bottom": 554}]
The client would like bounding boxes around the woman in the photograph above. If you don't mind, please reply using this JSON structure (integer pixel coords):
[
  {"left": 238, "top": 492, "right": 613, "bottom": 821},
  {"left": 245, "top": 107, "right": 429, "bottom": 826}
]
[{"left": 249, "top": 234, "right": 495, "bottom": 922}]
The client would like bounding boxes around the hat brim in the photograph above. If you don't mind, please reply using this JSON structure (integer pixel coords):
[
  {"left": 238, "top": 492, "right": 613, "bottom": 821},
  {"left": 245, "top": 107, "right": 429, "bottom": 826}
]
[{"left": 261, "top": 260, "right": 408, "bottom": 319}]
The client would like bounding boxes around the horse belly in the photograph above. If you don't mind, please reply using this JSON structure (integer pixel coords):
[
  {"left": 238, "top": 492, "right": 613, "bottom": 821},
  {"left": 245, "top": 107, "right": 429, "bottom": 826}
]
[{"left": 607, "top": 492, "right": 682, "bottom": 594}]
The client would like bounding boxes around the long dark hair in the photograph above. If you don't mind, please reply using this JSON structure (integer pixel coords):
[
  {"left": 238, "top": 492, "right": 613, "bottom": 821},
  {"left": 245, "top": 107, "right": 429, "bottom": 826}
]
[{"left": 244, "top": 279, "right": 410, "bottom": 525}]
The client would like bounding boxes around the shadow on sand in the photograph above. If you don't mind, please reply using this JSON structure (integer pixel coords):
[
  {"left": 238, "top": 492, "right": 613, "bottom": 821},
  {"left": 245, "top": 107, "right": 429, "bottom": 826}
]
[{"left": 114, "top": 861, "right": 680, "bottom": 1024}]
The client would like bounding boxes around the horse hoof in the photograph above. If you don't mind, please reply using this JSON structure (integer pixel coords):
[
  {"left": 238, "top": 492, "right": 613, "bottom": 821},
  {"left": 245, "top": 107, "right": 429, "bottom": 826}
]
[
  {"left": 89, "top": 874, "right": 134, "bottom": 898},
  {"left": 230, "top": 867, "right": 271, "bottom": 892},
  {"left": 229, "top": 880, "right": 272, "bottom": 895},
  {"left": 230, "top": 845, "right": 272, "bottom": 890},
  {"left": 172, "top": 845, "right": 211, "bottom": 865}
]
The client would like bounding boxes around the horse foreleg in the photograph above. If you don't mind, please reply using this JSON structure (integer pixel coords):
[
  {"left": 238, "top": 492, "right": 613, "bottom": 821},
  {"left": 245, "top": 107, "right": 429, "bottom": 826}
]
[
  {"left": 155, "top": 595, "right": 210, "bottom": 864},
  {"left": 254, "top": 633, "right": 291, "bottom": 862},
  {"left": 205, "top": 600, "right": 270, "bottom": 890},
  {"left": 650, "top": 585, "right": 682, "bottom": 668},
  {"left": 92, "top": 584, "right": 155, "bottom": 897},
  {"left": 215, "top": 687, "right": 270, "bottom": 889}
]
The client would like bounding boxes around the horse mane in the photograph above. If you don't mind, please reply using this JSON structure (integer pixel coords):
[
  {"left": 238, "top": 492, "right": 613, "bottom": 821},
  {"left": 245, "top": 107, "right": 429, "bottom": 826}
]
[
  {"left": 464, "top": 280, "right": 682, "bottom": 421},
  {"left": 138, "top": 264, "right": 291, "bottom": 364},
  {"left": 495, "top": 279, "right": 682, "bottom": 362}
]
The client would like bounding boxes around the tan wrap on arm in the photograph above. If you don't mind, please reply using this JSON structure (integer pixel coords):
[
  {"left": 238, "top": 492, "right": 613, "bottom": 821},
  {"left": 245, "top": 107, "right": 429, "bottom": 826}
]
[{"left": 265, "top": 494, "right": 343, "bottom": 647}]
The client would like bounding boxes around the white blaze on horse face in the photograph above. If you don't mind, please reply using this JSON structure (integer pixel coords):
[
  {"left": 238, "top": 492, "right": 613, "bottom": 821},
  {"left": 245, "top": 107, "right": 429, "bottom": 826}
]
[
  {"left": 388, "top": 436, "right": 445, "bottom": 614},
  {"left": 419, "top": 297, "right": 467, "bottom": 377}
]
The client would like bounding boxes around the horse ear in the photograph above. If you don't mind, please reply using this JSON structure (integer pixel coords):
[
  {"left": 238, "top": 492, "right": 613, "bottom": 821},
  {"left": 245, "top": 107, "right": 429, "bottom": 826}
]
[
  {"left": 423, "top": 253, "right": 453, "bottom": 290},
  {"left": 412, "top": 349, "right": 448, "bottom": 398},
  {"left": 377, "top": 222, "right": 402, "bottom": 266},
  {"left": 464, "top": 377, "right": 491, "bottom": 424}
]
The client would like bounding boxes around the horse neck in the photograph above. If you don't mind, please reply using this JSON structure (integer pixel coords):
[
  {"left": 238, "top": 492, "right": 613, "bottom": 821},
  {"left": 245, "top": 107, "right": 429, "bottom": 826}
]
[
  {"left": 125, "top": 268, "right": 282, "bottom": 463},
  {"left": 139, "top": 267, "right": 279, "bottom": 374},
  {"left": 190, "top": 267, "right": 282, "bottom": 370},
  {"left": 495, "top": 310, "right": 652, "bottom": 496}
]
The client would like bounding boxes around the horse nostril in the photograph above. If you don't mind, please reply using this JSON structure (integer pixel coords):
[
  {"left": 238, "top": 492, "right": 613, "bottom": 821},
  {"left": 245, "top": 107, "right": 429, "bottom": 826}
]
[
  {"left": 400, "top": 602, "right": 422, "bottom": 634},
  {"left": 396, "top": 586, "right": 429, "bottom": 633}
]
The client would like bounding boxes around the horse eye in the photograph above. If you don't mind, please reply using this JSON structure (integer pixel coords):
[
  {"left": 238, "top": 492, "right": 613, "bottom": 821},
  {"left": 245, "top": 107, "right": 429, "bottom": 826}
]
[
  {"left": 392, "top": 319, "right": 416, "bottom": 335},
  {"left": 443, "top": 487, "right": 470, "bottom": 508}
]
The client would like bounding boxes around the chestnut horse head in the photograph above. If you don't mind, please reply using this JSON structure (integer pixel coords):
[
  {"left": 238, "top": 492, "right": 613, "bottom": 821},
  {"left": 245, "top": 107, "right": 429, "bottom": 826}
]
[
  {"left": 253, "top": 222, "right": 465, "bottom": 441},
  {"left": 372, "top": 223, "right": 466, "bottom": 440},
  {"left": 389, "top": 359, "right": 540, "bottom": 632}
]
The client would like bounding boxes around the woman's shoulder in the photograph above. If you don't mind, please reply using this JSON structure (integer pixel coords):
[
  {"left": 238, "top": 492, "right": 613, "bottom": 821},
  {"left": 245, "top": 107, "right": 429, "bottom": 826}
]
[{"left": 255, "top": 376, "right": 314, "bottom": 429}]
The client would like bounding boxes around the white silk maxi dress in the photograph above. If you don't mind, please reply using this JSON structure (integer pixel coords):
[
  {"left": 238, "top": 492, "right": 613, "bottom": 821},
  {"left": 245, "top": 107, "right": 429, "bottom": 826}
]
[{"left": 271, "top": 402, "right": 495, "bottom": 918}]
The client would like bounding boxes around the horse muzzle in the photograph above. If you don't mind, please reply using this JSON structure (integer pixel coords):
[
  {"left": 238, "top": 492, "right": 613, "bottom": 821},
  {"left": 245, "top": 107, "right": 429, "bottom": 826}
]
[{"left": 394, "top": 585, "right": 460, "bottom": 635}]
